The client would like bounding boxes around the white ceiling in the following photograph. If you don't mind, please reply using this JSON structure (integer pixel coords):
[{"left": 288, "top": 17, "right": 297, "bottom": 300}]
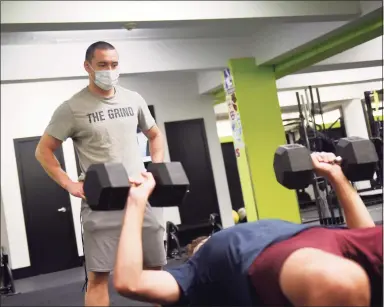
[
  {"left": 1, "top": 15, "right": 357, "bottom": 45},
  {"left": 1, "top": 19, "right": 278, "bottom": 45}
]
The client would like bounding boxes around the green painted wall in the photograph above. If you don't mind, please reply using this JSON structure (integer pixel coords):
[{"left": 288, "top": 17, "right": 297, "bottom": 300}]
[
  {"left": 220, "top": 136, "right": 233, "bottom": 143},
  {"left": 228, "top": 58, "right": 301, "bottom": 223}
]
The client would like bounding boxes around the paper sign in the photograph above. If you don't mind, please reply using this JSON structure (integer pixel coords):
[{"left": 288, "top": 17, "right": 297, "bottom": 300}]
[{"left": 223, "top": 68, "right": 235, "bottom": 95}]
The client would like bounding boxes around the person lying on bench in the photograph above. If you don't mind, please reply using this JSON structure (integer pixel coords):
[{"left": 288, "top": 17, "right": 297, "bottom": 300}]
[{"left": 113, "top": 152, "right": 383, "bottom": 306}]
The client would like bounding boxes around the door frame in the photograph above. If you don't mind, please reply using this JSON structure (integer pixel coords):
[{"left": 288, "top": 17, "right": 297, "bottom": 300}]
[{"left": 14, "top": 136, "right": 79, "bottom": 276}]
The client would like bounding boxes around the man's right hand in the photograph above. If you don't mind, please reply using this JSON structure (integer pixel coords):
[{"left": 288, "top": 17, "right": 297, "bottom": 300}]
[{"left": 65, "top": 181, "right": 85, "bottom": 199}]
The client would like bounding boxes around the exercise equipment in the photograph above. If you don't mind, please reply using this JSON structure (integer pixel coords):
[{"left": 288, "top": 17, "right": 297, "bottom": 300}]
[
  {"left": 209, "top": 213, "right": 223, "bottom": 234},
  {"left": 165, "top": 221, "right": 182, "bottom": 260},
  {"left": 363, "top": 90, "right": 383, "bottom": 140},
  {"left": 274, "top": 136, "right": 379, "bottom": 190},
  {"left": 0, "top": 247, "right": 15, "bottom": 296},
  {"left": 165, "top": 213, "right": 223, "bottom": 260},
  {"left": 232, "top": 210, "right": 239, "bottom": 224},
  {"left": 294, "top": 89, "right": 344, "bottom": 225},
  {"left": 237, "top": 207, "right": 246, "bottom": 221},
  {"left": 83, "top": 162, "right": 190, "bottom": 210},
  {"left": 371, "top": 137, "right": 383, "bottom": 187}
]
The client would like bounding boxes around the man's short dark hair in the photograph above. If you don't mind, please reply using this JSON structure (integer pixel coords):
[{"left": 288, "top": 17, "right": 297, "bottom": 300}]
[
  {"left": 186, "top": 236, "right": 208, "bottom": 258},
  {"left": 85, "top": 41, "right": 115, "bottom": 62}
]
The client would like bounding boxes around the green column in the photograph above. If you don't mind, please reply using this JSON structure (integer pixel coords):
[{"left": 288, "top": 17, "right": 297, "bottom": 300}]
[{"left": 228, "top": 57, "right": 301, "bottom": 223}]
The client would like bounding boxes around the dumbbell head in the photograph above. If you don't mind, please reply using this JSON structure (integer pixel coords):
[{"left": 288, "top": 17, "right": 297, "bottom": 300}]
[
  {"left": 83, "top": 163, "right": 130, "bottom": 211},
  {"left": 335, "top": 137, "right": 378, "bottom": 182},
  {"left": 273, "top": 144, "right": 313, "bottom": 189},
  {"left": 146, "top": 162, "right": 190, "bottom": 207}
]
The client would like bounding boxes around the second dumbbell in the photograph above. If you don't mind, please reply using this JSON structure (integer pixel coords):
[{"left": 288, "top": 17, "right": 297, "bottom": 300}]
[
  {"left": 273, "top": 136, "right": 379, "bottom": 190},
  {"left": 83, "top": 162, "right": 190, "bottom": 211}
]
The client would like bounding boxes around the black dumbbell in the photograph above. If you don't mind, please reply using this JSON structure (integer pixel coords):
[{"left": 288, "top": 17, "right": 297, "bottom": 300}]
[
  {"left": 273, "top": 136, "right": 379, "bottom": 190},
  {"left": 83, "top": 162, "right": 190, "bottom": 211}
]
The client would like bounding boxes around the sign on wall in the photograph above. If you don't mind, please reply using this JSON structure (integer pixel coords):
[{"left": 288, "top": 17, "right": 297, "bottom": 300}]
[{"left": 223, "top": 68, "right": 244, "bottom": 157}]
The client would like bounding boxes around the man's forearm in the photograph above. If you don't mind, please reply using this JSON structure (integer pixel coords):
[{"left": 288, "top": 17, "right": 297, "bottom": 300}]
[
  {"left": 328, "top": 170, "right": 375, "bottom": 229},
  {"left": 114, "top": 197, "right": 146, "bottom": 291},
  {"left": 35, "top": 148, "right": 72, "bottom": 189},
  {"left": 149, "top": 134, "right": 164, "bottom": 163}
]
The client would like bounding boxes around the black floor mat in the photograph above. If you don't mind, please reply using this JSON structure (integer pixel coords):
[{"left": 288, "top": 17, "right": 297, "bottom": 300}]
[
  {"left": 0, "top": 281, "right": 151, "bottom": 306},
  {"left": 1, "top": 257, "right": 186, "bottom": 306}
]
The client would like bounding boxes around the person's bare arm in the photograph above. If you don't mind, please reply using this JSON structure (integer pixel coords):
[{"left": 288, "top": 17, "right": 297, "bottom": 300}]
[
  {"left": 143, "top": 125, "right": 164, "bottom": 163},
  {"left": 311, "top": 152, "right": 375, "bottom": 229},
  {"left": 36, "top": 133, "right": 84, "bottom": 198},
  {"left": 35, "top": 133, "right": 72, "bottom": 189},
  {"left": 113, "top": 174, "right": 180, "bottom": 305},
  {"left": 327, "top": 170, "right": 375, "bottom": 229}
]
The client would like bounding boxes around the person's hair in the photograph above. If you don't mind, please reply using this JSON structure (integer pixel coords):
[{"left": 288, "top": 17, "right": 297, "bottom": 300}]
[
  {"left": 85, "top": 41, "right": 116, "bottom": 63},
  {"left": 186, "top": 236, "right": 208, "bottom": 258}
]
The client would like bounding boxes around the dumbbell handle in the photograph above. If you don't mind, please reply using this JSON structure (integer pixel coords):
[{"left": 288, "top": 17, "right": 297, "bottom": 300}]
[
  {"left": 334, "top": 156, "right": 342, "bottom": 164},
  {"left": 314, "top": 153, "right": 342, "bottom": 165}
]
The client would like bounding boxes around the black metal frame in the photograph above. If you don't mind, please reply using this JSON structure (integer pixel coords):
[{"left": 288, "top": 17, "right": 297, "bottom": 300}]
[
  {"left": 308, "top": 87, "right": 344, "bottom": 225},
  {"left": 363, "top": 90, "right": 383, "bottom": 188},
  {"left": 0, "top": 247, "right": 16, "bottom": 296},
  {"left": 363, "top": 90, "right": 383, "bottom": 139},
  {"left": 294, "top": 87, "right": 345, "bottom": 226}
]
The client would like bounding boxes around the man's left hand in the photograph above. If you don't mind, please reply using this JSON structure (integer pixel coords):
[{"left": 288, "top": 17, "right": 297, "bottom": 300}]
[
  {"left": 128, "top": 171, "right": 156, "bottom": 204},
  {"left": 311, "top": 152, "right": 342, "bottom": 179}
]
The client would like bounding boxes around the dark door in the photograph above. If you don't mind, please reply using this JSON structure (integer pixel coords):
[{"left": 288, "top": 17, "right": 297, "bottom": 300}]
[
  {"left": 165, "top": 119, "right": 220, "bottom": 225},
  {"left": 221, "top": 142, "right": 244, "bottom": 211},
  {"left": 14, "top": 136, "right": 79, "bottom": 276}
]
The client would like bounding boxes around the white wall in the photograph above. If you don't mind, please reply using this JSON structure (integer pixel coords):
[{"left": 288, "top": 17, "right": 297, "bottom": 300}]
[
  {"left": 216, "top": 120, "right": 233, "bottom": 138},
  {"left": 215, "top": 104, "right": 343, "bottom": 138},
  {"left": 202, "top": 66, "right": 383, "bottom": 103},
  {"left": 313, "top": 36, "right": 383, "bottom": 68},
  {"left": 1, "top": 80, "right": 88, "bottom": 269},
  {"left": 1, "top": 72, "right": 233, "bottom": 270},
  {"left": 1, "top": 37, "right": 253, "bottom": 81},
  {"left": 278, "top": 80, "right": 383, "bottom": 107},
  {"left": 251, "top": 21, "right": 348, "bottom": 65},
  {"left": 1, "top": 196, "right": 10, "bottom": 261},
  {"left": 277, "top": 66, "right": 383, "bottom": 90}
]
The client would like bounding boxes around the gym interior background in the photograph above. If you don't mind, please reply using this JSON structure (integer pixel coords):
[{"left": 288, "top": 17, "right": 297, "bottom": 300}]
[{"left": 0, "top": 0, "right": 383, "bottom": 299}]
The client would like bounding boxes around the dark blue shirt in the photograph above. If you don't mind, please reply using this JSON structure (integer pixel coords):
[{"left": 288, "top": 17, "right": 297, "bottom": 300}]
[{"left": 166, "top": 219, "right": 314, "bottom": 306}]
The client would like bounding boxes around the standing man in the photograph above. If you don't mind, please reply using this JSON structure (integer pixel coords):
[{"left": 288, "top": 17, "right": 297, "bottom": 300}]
[{"left": 35, "top": 41, "right": 166, "bottom": 306}]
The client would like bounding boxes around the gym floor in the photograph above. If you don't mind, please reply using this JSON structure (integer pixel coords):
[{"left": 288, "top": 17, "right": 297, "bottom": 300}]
[
  {"left": 1, "top": 203, "right": 382, "bottom": 306},
  {"left": 1, "top": 257, "right": 185, "bottom": 306}
]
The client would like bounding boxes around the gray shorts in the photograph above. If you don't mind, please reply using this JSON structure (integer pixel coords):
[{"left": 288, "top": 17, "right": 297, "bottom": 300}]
[{"left": 81, "top": 202, "right": 166, "bottom": 272}]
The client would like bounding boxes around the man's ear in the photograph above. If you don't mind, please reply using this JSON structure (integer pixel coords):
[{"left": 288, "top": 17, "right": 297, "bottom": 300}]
[{"left": 84, "top": 61, "right": 91, "bottom": 73}]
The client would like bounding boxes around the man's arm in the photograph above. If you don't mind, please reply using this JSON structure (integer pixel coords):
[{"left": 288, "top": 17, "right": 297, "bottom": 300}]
[
  {"left": 143, "top": 125, "right": 164, "bottom": 163},
  {"left": 35, "top": 133, "right": 72, "bottom": 189},
  {"left": 328, "top": 170, "right": 375, "bottom": 229},
  {"left": 136, "top": 93, "right": 165, "bottom": 163},
  {"left": 113, "top": 176, "right": 180, "bottom": 305},
  {"left": 312, "top": 153, "right": 375, "bottom": 229},
  {"left": 37, "top": 103, "right": 84, "bottom": 198},
  {"left": 36, "top": 133, "right": 85, "bottom": 198}
]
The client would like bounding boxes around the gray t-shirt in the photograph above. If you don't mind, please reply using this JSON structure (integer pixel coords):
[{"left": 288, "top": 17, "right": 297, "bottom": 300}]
[{"left": 45, "top": 86, "right": 155, "bottom": 181}]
